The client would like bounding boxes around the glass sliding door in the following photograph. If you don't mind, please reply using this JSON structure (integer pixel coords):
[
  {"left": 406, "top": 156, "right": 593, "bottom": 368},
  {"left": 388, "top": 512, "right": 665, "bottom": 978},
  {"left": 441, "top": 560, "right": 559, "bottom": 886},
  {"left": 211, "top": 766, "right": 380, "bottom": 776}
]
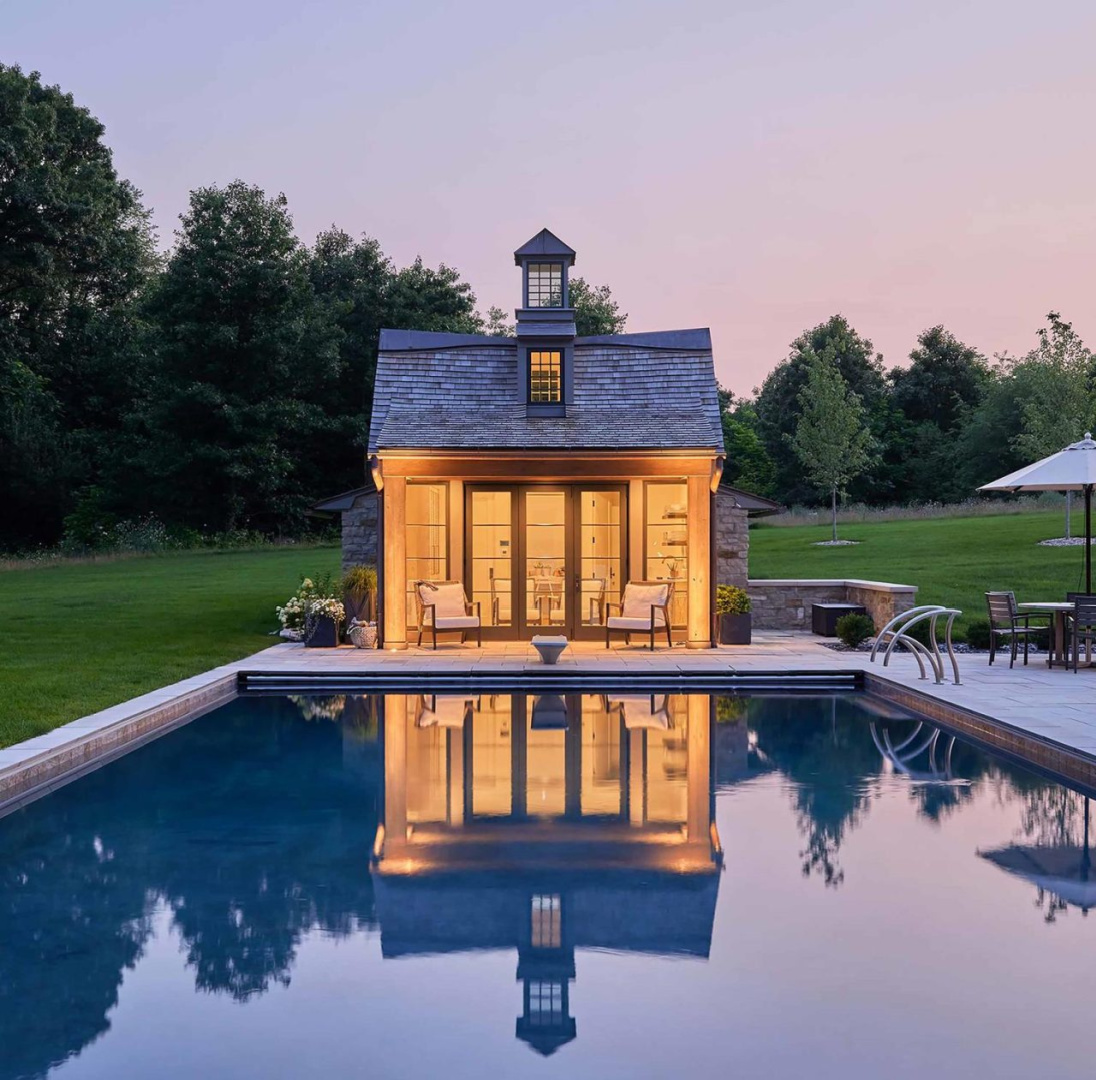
[
  {"left": 465, "top": 484, "right": 628, "bottom": 639},
  {"left": 522, "top": 489, "right": 568, "bottom": 632},
  {"left": 469, "top": 489, "right": 513, "bottom": 628},
  {"left": 405, "top": 482, "right": 448, "bottom": 629},
  {"left": 577, "top": 488, "right": 623, "bottom": 634},
  {"left": 644, "top": 481, "right": 688, "bottom": 629}
]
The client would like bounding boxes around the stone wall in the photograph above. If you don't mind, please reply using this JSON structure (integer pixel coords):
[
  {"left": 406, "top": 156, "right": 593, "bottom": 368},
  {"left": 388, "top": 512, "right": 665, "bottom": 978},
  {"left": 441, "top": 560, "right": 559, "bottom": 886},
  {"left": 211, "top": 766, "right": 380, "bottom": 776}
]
[
  {"left": 748, "top": 578, "right": 917, "bottom": 631},
  {"left": 341, "top": 492, "right": 378, "bottom": 572},
  {"left": 714, "top": 490, "right": 749, "bottom": 588}
]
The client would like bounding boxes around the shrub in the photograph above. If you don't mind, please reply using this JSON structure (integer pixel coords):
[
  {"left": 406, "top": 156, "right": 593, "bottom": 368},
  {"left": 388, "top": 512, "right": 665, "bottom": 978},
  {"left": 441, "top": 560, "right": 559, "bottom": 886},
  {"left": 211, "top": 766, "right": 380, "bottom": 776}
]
[
  {"left": 342, "top": 564, "right": 378, "bottom": 598},
  {"left": 836, "top": 612, "right": 875, "bottom": 648},
  {"left": 965, "top": 618, "right": 992, "bottom": 649},
  {"left": 715, "top": 584, "right": 751, "bottom": 615}
]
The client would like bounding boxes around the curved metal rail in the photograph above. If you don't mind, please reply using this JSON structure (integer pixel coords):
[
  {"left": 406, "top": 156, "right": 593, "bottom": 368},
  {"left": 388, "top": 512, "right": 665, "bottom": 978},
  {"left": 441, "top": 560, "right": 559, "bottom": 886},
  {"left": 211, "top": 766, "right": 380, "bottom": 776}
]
[{"left": 870, "top": 605, "right": 962, "bottom": 685}]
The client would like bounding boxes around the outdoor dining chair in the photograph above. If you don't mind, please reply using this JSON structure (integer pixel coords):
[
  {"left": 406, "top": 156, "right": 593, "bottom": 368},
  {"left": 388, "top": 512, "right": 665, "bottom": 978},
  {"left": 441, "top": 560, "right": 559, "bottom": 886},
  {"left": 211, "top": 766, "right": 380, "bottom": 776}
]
[
  {"left": 1069, "top": 595, "right": 1096, "bottom": 673},
  {"left": 414, "top": 580, "right": 482, "bottom": 649},
  {"left": 985, "top": 591, "right": 1050, "bottom": 668}
]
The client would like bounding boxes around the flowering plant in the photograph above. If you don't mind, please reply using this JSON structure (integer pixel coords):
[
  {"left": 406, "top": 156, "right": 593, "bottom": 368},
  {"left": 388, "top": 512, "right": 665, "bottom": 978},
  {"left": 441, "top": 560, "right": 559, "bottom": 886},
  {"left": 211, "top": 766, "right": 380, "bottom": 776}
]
[
  {"left": 276, "top": 573, "right": 341, "bottom": 636},
  {"left": 307, "top": 597, "right": 345, "bottom": 622}
]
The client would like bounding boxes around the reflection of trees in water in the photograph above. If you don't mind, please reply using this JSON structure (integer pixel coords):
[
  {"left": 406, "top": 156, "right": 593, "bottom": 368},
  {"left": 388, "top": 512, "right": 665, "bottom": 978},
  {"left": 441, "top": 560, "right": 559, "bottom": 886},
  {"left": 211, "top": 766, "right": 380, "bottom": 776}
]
[
  {"left": 744, "top": 696, "right": 883, "bottom": 888},
  {"left": 742, "top": 696, "right": 1087, "bottom": 894},
  {"left": 0, "top": 696, "right": 381, "bottom": 1080}
]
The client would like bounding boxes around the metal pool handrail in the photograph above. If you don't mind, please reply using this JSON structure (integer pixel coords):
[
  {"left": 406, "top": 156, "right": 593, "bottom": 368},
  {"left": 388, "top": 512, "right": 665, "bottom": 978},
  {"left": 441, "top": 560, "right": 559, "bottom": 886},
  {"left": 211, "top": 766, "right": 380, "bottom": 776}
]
[{"left": 870, "top": 605, "right": 963, "bottom": 685}]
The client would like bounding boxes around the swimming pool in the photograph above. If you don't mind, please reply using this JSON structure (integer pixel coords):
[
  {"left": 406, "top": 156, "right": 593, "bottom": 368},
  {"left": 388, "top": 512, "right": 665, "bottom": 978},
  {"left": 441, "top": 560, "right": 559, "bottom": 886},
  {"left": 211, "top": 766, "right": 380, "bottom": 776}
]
[{"left": 1, "top": 690, "right": 1092, "bottom": 1079}]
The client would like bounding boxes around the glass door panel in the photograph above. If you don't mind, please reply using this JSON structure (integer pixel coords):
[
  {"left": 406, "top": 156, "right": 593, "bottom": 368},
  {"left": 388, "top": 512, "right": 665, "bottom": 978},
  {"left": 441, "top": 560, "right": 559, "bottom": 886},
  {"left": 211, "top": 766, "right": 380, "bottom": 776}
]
[
  {"left": 470, "top": 490, "right": 513, "bottom": 628},
  {"left": 524, "top": 490, "right": 567, "bottom": 630},
  {"left": 578, "top": 489, "right": 623, "bottom": 630},
  {"left": 645, "top": 482, "right": 688, "bottom": 629}
]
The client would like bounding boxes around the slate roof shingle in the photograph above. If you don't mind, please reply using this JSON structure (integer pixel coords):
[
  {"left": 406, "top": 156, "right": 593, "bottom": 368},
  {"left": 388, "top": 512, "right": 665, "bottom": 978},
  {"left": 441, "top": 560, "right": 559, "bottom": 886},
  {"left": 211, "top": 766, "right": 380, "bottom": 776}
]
[{"left": 369, "top": 329, "right": 723, "bottom": 454}]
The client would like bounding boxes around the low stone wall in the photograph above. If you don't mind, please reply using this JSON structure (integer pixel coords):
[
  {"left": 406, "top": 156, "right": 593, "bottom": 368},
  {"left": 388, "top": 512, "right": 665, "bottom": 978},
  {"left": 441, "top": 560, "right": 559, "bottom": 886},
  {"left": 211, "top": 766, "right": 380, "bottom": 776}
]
[{"left": 748, "top": 578, "right": 917, "bottom": 631}]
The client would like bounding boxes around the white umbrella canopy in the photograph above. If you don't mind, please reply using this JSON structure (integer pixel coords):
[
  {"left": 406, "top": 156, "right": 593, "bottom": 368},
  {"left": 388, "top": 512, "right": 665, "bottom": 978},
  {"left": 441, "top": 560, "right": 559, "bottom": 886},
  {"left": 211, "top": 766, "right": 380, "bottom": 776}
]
[{"left": 979, "top": 432, "right": 1096, "bottom": 592}]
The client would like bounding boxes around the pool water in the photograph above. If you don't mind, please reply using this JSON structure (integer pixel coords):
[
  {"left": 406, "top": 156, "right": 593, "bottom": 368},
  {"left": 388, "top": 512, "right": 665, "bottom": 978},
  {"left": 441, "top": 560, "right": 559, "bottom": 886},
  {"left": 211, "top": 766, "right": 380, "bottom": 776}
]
[{"left": 1, "top": 691, "right": 1093, "bottom": 1080}]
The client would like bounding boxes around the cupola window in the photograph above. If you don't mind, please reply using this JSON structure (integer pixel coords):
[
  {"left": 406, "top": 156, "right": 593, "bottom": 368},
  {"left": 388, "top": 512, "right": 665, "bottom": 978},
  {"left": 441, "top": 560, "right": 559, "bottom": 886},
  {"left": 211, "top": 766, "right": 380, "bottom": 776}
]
[{"left": 526, "top": 262, "right": 563, "bottom": 308}]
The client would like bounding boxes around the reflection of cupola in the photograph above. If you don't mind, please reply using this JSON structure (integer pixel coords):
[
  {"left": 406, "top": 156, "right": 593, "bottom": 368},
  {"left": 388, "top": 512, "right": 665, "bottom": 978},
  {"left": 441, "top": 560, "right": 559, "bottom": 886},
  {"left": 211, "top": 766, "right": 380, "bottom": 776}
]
[
  {"left": 515, "top": 893, "right": 577, "bottom": 1056},
  {"left": 514, "top": 228, "right": 576, "bottom": 341}
]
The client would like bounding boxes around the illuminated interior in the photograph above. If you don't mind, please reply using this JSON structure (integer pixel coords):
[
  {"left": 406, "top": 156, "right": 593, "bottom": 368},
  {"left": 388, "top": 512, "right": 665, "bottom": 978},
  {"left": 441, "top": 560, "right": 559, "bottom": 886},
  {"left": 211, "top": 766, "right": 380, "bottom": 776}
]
[
  {"left": 405, "top": 482, "right": 448, "bottom": 627},
  {"left": 645, "top": 481, "right": 689, "bottom": 628}
]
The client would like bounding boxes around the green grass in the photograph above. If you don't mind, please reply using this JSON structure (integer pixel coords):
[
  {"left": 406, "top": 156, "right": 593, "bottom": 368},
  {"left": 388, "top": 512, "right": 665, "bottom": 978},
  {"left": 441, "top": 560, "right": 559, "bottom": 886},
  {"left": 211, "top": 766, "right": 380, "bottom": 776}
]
[
  {"left": 749, "top": 509, "right": 1088, "bottom": 632},
  {"left": 1, "top": 545, "right": 339, "bottom": 748}
]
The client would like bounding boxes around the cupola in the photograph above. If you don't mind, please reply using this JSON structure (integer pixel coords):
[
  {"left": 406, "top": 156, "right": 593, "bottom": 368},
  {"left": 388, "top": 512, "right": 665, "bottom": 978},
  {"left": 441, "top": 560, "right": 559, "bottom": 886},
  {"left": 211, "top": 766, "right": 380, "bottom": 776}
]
[{"left": 513, "top": 228, "right": 577, "bottom": 341}]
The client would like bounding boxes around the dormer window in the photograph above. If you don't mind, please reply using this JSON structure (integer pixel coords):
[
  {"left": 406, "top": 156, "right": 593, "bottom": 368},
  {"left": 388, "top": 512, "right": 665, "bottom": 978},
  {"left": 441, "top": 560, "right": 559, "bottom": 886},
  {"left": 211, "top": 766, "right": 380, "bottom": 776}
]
[
  {"left": 526, "top": 262, "right": 563, "bottom": 308},
  {"left": 529, "top": 350, "right": 562, "bottom": 403}
]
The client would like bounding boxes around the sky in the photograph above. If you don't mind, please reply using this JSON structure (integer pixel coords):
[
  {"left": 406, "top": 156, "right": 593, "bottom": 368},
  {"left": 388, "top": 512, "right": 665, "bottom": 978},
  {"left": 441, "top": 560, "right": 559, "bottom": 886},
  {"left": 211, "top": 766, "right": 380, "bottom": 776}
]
[{"left": 5, "top": 0, "right": 1096, "bottom": 394}]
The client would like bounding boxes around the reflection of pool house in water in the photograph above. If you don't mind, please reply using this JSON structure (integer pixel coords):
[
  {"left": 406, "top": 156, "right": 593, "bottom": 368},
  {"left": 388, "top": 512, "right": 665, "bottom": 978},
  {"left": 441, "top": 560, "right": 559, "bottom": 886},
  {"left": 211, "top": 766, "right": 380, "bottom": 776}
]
[
  {"left": 314, "top": 230, "right": 783, "bottom": 647},
  {"left": 372, "top": 692, "right": 723, "bottom": 1055}
]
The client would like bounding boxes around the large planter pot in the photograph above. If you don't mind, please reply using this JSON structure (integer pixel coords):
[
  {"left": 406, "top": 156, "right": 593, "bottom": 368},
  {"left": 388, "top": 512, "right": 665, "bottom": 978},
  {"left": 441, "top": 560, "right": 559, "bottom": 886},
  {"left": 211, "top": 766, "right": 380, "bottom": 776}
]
[
  {"left": 718, "top": 613, "right": 752, "bottom": 645},
  {"left": 343, "top": 591, "right": 375, "bottom": 629},
  {"left": 305, "top": 614, "right": 339, "bottom": 648}
]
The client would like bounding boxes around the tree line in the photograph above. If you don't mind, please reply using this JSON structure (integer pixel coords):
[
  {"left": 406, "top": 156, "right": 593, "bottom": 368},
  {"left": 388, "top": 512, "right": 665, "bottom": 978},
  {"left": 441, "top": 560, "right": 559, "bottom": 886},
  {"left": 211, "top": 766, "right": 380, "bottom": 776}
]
[
  {"left": 722, "top": 311, "right": 1096, "bottom": 524},
  {"left": 0, "top": 66, "right": 625, "bottom": 553}
]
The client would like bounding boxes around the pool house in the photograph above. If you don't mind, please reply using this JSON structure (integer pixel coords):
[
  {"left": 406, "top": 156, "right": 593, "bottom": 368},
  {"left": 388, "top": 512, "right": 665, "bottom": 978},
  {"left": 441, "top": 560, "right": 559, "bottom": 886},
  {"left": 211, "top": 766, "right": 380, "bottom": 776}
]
[{"left": 317, "top": 228, "right": 763, "bottom": 649}]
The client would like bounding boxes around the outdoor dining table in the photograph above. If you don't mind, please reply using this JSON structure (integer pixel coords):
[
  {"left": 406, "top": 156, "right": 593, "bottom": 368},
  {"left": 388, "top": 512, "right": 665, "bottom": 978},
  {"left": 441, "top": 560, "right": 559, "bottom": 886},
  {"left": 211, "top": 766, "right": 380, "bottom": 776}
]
[{"left": 1017, "top": 602, "right": 1076, "bottom": 668}]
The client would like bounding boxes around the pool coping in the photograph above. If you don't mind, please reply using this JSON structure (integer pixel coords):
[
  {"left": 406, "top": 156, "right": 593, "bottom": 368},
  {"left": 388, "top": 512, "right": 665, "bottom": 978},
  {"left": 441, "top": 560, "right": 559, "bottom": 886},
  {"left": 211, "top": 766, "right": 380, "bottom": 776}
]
[{"left": 3, "top": 657, "right": 1094, "bottom": 815}]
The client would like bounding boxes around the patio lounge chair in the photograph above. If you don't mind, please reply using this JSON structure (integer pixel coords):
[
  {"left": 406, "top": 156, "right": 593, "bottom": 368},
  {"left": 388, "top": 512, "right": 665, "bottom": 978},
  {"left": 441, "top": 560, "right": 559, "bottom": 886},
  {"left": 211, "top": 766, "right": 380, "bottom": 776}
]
[
  {"left": 1069, "top": 595, "right": 1096, "bottom": 672},
  {"left": 985, "top": 591, "right": 1049, "bottom": 668},
  {"left": 605, "top": 581, "right": 674, "bottom": 650},
  {"left": 414, "top": 580, "right": 481, "bottom": 649}
]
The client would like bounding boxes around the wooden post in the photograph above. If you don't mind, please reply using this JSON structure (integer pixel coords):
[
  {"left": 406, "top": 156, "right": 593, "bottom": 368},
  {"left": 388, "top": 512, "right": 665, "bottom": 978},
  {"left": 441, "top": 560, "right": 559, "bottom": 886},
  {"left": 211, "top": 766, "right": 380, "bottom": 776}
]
[
  {"left": 686, "top": 474, "right": 712, "bottom": 648},
  {"left": 383, "top": 475, "right": 407, "bottom": 649}
]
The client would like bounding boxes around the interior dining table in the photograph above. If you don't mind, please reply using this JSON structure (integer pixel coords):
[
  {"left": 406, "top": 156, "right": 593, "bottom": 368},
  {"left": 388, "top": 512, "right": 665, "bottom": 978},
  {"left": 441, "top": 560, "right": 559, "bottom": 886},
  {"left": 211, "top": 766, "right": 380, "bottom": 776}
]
[{"left": 1017, "top": 601, "right": 1077, "bottom": 668}]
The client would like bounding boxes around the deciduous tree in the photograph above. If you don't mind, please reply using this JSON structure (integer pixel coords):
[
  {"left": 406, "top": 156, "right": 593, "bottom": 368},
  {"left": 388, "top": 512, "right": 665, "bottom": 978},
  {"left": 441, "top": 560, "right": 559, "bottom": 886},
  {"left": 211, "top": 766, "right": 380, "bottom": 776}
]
[{"left": 790, "top": 354, "right": 875, "bottom": 541}]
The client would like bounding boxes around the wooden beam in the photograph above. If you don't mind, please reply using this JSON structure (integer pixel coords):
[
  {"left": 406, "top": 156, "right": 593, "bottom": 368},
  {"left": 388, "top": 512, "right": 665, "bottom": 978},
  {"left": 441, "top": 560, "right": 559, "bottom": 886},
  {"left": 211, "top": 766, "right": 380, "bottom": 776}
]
[
  {"left": 686, "top": 474, "right": 712, "bottom": 648},
  {"left": 383, "top": 476, "right": 407, "bottom": 648},
  {"left": 378, "top": 452, "right": 716, "bottom": 481}
]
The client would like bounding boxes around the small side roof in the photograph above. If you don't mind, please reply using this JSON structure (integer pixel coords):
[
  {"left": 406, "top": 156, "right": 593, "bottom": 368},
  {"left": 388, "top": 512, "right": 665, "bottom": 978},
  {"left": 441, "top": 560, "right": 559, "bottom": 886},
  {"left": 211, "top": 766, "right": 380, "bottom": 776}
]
[
  {"left": 513, "top": 228, "right": 576, "bottom": 266},
  {"left": 717, "top": 480, "right": 783, "bottom": 518},
  {"left": 312, "top": 475, "right": 377, "bottom": 513}
]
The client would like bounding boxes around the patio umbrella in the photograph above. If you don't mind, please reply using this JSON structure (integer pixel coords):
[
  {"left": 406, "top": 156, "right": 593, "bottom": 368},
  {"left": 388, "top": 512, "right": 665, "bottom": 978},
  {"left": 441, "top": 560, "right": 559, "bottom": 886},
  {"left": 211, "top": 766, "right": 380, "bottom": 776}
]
[{"left": 979, "top": 432, "right": 1096, "bottom": 593}]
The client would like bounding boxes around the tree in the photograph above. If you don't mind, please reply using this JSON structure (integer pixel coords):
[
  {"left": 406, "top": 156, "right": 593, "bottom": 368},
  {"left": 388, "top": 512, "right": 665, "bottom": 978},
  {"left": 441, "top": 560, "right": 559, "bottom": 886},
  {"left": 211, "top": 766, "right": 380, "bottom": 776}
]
[
  {"left": 718, "top": 387, "right": 776, "bottom": 496},
  {"left": 133, "top": 181, "right": 341, "bottom": 533},
  {"left": 0, "top": 64, "right": 157, "bottom": 546},
  {"left": 1007, "top": 313, "right": 1096, "bottom": 537},
  {"left": 384, "top": 257, "right": 481, "bottom": 335},
  {"left": 889, "top": 326, "right": 991, "bottom": 503},
  {"left": 755, "top": 315, "right": 886, "bottom": 506},
  {"left": 790, "top": 354, "right": 875, "bottom": 541},
  {"left": 569, "top": 276, "right": 627, "bottom": 336}
]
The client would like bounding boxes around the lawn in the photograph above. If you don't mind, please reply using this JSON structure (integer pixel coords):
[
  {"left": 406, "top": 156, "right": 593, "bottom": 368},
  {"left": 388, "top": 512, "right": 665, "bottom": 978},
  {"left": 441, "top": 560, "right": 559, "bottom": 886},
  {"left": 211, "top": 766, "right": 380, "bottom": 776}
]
[
  {"left": 749, "top": 509, "right": 1088, "bottom": 631},
  {"left": 1, "top": 545, "right": 340, "bottom": 748}
]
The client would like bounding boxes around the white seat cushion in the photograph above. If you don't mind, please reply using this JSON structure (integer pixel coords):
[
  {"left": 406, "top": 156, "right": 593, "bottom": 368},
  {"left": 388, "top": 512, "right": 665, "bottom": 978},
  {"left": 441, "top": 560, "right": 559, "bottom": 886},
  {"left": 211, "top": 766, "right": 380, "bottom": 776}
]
[
  {"left": 607, "top": 616, "right": 664, "bottom": 632},
  {"left": 434, "top": 615, "right": 480, "bottom": 629},
  {"left": 621, "top": 583, "right": 670, "bottom": 626}
]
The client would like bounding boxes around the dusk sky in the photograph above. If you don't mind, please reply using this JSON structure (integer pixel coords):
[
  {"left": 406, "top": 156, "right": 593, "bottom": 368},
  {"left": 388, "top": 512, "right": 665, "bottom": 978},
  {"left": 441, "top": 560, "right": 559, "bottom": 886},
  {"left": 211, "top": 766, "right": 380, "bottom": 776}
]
[{"left": 7, "top": 0, "right": 1096, "bottom": 394}]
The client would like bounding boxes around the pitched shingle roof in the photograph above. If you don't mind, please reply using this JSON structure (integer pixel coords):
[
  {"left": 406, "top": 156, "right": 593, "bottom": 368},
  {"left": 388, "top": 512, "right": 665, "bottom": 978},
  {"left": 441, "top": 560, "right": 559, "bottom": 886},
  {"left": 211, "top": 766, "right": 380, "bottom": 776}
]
[{"left": 369, "top": 328, "right": 724, "bottom": 454}]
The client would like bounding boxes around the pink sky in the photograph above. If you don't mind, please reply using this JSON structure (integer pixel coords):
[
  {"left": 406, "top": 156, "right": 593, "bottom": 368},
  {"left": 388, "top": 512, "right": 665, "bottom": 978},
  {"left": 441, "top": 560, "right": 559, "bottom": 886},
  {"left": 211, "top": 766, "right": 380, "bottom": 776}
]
[{"left": 6, "top": 0, "right": 1096, "bottom": 394}]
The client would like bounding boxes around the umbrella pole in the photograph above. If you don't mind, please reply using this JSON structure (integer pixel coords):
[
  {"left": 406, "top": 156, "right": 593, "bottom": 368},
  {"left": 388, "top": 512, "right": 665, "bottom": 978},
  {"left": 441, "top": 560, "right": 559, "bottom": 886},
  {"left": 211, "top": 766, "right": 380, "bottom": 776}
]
[{"left": 1087, "top": 485, "right": 1093, "bottom": 595}]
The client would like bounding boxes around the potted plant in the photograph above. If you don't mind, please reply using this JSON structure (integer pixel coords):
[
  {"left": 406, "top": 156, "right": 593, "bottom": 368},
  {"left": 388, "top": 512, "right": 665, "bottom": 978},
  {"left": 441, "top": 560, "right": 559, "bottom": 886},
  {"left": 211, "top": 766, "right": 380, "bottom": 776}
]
[
  {"left": 342, "top": 564, "right": 377, "bottom": 624},
  {"left": 715, "top": 584, "right": 752, "bottom": 645},
  {"left": 304, "top": 596, "right": 345, "bottom": 648}
]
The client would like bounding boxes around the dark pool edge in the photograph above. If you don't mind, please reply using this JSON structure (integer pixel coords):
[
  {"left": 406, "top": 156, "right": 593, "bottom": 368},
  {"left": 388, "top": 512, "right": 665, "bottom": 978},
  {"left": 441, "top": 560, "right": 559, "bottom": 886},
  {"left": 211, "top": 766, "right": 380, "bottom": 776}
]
[
  {"left": 0, "top": 673, "right": 238, "bottom": 818},
  {"left": 864, "top": 671, "right": 1096, "bottom": 793}
]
